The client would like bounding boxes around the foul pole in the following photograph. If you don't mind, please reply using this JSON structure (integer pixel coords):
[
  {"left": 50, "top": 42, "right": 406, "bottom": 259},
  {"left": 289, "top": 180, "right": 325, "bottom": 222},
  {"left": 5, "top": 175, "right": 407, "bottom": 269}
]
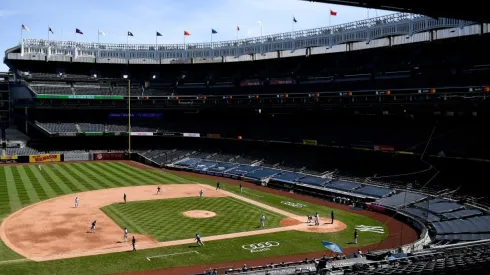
[{"left": 128, "top": 80, "right": 131, "bottom": 154}]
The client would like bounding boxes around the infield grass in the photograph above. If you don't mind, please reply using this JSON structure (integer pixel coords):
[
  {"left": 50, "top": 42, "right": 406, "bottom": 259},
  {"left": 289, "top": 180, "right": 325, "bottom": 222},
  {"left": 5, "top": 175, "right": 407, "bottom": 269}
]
[
  {"left": 0, "top": 162, "right": 390, "bottom": 275},
  {"left": 102, "top": 197, "right": 285, "bottom": 241}
]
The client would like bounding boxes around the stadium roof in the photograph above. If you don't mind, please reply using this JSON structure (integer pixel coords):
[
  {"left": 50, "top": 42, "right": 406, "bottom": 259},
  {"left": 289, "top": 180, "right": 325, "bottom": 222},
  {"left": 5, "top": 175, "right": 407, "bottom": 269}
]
[{"left": 302, "top": 0, "right": 489, "bottom": 22}]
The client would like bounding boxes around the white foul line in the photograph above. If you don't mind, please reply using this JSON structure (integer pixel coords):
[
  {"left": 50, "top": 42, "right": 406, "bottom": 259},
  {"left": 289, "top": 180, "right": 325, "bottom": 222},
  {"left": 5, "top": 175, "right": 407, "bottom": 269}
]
[
  {"left": 0, "top": 258, "right": 29, "bottom": 265},
  {"left": 146, "top": 251, "right": 199, "bottom": 261}
]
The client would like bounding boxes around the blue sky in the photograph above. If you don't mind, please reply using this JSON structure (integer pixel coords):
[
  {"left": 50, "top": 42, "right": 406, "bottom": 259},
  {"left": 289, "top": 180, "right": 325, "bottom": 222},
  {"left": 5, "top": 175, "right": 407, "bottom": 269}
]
[{"left": 0, "top": 0, "right": 393, "bottom": 71}]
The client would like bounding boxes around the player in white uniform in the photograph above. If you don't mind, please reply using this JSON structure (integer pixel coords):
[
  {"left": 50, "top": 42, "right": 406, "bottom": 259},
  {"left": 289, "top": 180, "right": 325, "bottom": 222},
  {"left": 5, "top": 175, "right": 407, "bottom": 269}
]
[
  {"left": 315, "top": 212, "right": 320, "bottom": 225},
  {"left": 260, "top": 215, "right": 266, "bottom": 228},
  {"left": 199, "top": 190, "right": 204, "bottom": 198},
  {"left": 38, "top": 165, "right": 42, "bottom": 171},
  {"left": 123, "top": 228, "right": 128, "bottom": 242},
  {"left": 74, "top": 197, "right": 79, "bottom": 208}
]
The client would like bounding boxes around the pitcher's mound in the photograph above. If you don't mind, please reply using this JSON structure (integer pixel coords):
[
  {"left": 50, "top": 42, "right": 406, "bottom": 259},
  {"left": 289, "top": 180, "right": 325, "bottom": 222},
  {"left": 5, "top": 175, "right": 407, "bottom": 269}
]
[{"left": 183, "top": 210, "right": 216, "bottom": 218}]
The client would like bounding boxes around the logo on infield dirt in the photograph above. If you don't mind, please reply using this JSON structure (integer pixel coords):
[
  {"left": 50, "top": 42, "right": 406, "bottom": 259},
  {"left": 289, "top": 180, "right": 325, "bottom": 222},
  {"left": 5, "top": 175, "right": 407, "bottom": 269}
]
[
  {"left": 281, "top": 201, "right": 306, "bottom": 208},
  {"left": 355, "top": 225, "right": 385, "bottom": 234},
  {"left": 242, "top": 241, "right": 280, "bottom": 253}
]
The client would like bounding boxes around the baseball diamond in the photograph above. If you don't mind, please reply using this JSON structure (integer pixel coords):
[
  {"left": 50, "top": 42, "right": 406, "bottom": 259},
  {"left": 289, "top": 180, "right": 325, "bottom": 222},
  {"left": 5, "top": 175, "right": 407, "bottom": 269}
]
[{"left": 0, "top": 161, "right": 404, "bottom": 274}]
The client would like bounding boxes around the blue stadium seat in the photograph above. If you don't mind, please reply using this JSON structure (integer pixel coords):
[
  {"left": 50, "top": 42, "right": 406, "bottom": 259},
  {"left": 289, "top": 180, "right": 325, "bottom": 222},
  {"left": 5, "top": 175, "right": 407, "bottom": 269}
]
[
  {"left": 414, "top": 199, "right": 464, "bottom": 213},
  {"left": 376, "top": 192, "right": 426, "bottom": 208},
  {"left": 298, "top": 176, "right": 329, "bottom": 186},
  {"left": 326, "top": 180, "right": 361, "bottom": 191},
  {"left": 355, "top": 186, "right": 394, "bottom": 198},
  {"left": 272, "top": 172, "right": 304, "bottom": 183},
  {"left": 226, "top": 165, "right": 259, "bottom": 176},
  {"left": 245, "top": 168, "right": 281, "bottom": 180}
]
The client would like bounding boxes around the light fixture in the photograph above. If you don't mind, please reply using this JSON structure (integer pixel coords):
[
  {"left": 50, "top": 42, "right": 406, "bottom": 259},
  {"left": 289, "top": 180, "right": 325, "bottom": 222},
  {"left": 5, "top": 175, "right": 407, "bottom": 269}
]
[
  {"left": 93, "top": 74, "right": 97, "bottom": 78},
  {"left": 152, "top": 75, "right": 156, "bottom": 79},
  {"left": 123, "top": 74, "right": 128, "bottom": 79}
]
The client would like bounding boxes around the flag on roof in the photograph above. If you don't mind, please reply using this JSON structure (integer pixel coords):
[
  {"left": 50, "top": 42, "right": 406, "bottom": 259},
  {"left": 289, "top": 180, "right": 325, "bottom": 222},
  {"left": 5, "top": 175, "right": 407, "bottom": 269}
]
[
  {"left": 76, "top": 28, "right": 83, "bottom": 34},
  {"left": 98, "top": 29, "right": 106, "bottom": 36},
  {"left": 184, "top": 30, "right": 191, "bottom": 36},
  {"left": 330, "top": 10, "right": 337, "bottom": 16},
  {"left": 156, "top": 31, "right": 162, "bottom": 36},
  {"left": 128, "top": 31, "right": 133, "bottom": 36},
  {"left": 21, "top": 24, "right": 30, "bottom": 31},
  {"left": 212, "top": 29, "right": 218, "bottom": 34},
  {"left": 48, "top": 26, "right": 54, "bottom": 34},
  {"left": 237, "top": 26, "right": 240, "bottom": 31},
  {"left": 293, "top": 17, "right": 297, "bottom": 23}
]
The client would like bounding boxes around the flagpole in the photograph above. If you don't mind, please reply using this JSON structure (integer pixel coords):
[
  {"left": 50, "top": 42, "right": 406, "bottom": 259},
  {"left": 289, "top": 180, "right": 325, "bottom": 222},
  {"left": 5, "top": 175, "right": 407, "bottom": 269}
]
[
  {"left": 20, "top": 25, "right": 23, "bottom": 46},
  {"left": 155, "top": 34, "right": 157, "bottom": 49},
  {"left": 48, "top": 26, "right": 50, "bottom": 42},
  {"left": 329, "top": 14, "right": 331, "bottom": 27},
  {"left": 98, "top": 28, "right": 100, "bottom": 44}
]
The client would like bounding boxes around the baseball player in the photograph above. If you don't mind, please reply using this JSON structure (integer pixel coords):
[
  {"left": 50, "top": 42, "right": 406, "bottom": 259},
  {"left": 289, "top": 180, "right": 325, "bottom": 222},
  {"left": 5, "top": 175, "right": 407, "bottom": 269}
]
[
  {"left": 156, "top": 186, "right": 161, "bottom": 195},
  {"left": 74, "top": 197, "right": 79, "bottom": 208},
  {"left": 38, "top": 165, "right": 42, "bottom": 171},
  {"left": 315, "top": 212, "right": 320, "bottom": 226},
  {"left": 354, "top": 229, "right": 359, "bottom": 244},
  {"left": 239, "top": 184, "right": 243, "bottom": 192},
  {"left": 123, "top": 193, "right": 127, "bottom": 203},
  {"left": 216, "top": 181, "right": 220, "bottom": 190},
  {"left": 132, "top": 236, "right": 136, "bottom": 251},
  {"left": 260, "top": 215, "right": 266, "bottom": 228},
  {"left": 306, "top": 215, "right": 313, "bottom": 223},
  {"left": 331, "top": 211, "right": 335, "bottom": 224},
  {"left": 124, "top": 228, "right": 128, "bottom": 242},
  {"left": 199, "top": 190, "right": 204, "bottom": 198},
  {"left": 90, "top": 220, "right": 96, "bottom": 233},
  {"left": 195, "top": 232, "right": 204, "bottom": 246}
]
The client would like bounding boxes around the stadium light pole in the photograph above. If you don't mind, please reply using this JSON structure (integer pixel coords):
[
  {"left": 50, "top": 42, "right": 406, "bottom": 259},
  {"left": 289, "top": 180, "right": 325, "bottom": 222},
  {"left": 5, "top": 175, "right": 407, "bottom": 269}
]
[{"left": 128, "top": 79, "right": 131, "bottom": 155}]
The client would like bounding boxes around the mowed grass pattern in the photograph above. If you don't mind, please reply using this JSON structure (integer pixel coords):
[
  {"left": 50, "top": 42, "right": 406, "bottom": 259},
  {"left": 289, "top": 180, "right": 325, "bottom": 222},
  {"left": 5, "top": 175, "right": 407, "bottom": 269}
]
[
  {"left": 102, "top": 197, "right": 285, "bottom": 241},
  {"left": 0, "top": 162, "right": 189, "bottom": 220},
  {"left": 0, "top": 162, "right": 392, "bottom": 274}
]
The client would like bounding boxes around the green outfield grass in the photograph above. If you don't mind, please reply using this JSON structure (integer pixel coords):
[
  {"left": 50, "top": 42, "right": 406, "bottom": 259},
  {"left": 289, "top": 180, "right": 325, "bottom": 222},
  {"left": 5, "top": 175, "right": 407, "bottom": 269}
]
[
  {"left": 102, "top": 197, "right": 285, "bottom": 241},
  {"left": 0, "top": 162, "right": 389, "bottom": 275}
]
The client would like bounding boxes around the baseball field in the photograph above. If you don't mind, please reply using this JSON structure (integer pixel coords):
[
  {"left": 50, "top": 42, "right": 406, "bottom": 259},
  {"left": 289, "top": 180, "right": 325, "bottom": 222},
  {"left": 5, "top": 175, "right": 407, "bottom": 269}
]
[{"left": 0, "top": 161, "right": 417, "bottom": 275}]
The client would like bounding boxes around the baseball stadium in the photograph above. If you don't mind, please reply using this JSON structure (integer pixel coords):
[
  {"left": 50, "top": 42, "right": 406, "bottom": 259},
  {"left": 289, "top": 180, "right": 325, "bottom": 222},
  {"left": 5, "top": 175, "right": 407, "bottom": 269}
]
[{"left": 1, "top": 0, "right": 490, "bottom": 274}]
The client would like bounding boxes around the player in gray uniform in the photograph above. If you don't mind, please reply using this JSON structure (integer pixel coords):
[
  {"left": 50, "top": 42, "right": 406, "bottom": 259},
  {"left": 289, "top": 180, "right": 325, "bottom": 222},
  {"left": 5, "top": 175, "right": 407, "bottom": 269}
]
[
  {"left": 260, "top": 215, "right": 266, "bottom": 228},
  {"left": 90, "top": 220, "right": 96, "bottom": 233},
  {"left": 195, "top": 232, "right": 204, "bottom": 246},
  {"left": 315, "top": 212, "right": 320, "bottom": 225},
  {"left": 199, "top": 190, "right": 204, "bottom": 198},
  {"left": 74, "top": 197, "right": 79, "bottom": 208}
]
